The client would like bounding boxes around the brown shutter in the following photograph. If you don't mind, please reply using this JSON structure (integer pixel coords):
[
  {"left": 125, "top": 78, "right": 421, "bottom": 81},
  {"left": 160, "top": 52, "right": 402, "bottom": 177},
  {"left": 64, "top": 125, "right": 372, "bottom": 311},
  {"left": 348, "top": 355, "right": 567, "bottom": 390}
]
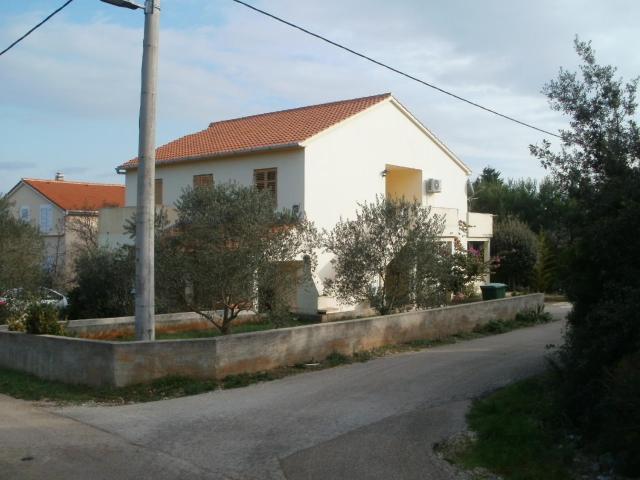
[{"left": 193, "top": 174, "right": 214, "bottom": 188}]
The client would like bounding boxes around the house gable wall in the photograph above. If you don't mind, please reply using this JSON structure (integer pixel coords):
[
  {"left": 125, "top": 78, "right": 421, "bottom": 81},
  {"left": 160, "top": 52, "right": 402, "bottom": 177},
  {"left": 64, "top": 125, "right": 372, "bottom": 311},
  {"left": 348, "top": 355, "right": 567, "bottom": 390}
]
[
  {"left": 6, "top": 183, "right": 66, "bottom": 234},
  {"left": 5, "top": 183, "right": 70, "bottom": 285},
  {"left": 303, "top": 99, "right": 469, "bottom": 231}
]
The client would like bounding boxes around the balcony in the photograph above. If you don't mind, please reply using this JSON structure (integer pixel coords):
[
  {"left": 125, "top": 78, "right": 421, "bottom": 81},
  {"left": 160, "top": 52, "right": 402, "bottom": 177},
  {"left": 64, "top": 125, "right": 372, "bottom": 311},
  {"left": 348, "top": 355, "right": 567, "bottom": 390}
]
[
  {"left": 430, "top": 207, "right": 460, "bottom": 237},
  {"left": 430, "top": 208, "right": 493, "bottom": 239},
  {"left": 385, "top": 165, "right": 422, "bottom": 203},
  {"left": 467, "top": 212, "right": 493, "bottom": 238}
]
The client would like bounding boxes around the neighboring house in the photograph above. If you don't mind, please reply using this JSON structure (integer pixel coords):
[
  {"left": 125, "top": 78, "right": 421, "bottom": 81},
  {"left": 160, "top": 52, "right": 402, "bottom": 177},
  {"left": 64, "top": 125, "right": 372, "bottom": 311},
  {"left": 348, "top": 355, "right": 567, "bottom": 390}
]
[
  {"left": 103, "top": 93, "right": 493, "bottom": 313},
  {"left": 5, "top": 174, "right": 125, "bottom": 289}
]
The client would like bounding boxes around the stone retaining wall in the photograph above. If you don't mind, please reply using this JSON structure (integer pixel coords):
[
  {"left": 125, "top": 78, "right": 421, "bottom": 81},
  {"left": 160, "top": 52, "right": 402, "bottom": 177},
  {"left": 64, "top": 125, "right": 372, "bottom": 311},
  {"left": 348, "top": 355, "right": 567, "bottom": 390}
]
[{"left": 0, "top": 294, "right": 544, "bottom": 387}]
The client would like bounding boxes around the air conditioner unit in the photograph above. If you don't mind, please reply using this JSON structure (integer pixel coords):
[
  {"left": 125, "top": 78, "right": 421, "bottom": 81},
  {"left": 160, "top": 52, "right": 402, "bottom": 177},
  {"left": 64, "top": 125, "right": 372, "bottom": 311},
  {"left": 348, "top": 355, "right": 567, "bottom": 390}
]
[{"left": 425, "top": 178, "right": 442, "bottom": 193}]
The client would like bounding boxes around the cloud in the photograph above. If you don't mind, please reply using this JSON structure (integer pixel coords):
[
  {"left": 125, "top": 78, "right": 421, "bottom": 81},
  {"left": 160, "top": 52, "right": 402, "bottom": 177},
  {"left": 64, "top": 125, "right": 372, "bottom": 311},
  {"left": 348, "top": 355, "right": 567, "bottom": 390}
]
[{"left": 0, "top": 0, "right": 638, "bottom": 193}]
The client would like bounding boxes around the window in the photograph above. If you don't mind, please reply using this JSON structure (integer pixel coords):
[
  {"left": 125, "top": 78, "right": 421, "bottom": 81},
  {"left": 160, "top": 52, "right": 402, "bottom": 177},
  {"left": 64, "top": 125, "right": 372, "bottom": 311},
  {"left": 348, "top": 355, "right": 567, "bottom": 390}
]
[
  {"left": 39, "top": 205, "right": 53, "bottom": 233},
  {"left": 254, "top": 168, "right": 277, "bottom": 197},
  {"left": 193, "top": 174, "right": 214, "bottom": 189},
  {"left": 155, "top": 178, "right": 163, "bottom": 206},
  {"left": 19, "top": 206, "right": 30, "bottom": 222}
]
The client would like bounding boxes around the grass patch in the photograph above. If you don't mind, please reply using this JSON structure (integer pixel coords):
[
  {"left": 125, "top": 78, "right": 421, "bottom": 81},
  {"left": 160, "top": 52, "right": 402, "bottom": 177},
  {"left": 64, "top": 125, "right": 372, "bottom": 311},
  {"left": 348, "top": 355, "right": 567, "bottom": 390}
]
[
  {"left": 0, "top": 307, "right": 558, "bottom": 405},
  {"left": 453, "top": 376, "right": 573, "bottom": 480},
  {"left": 155, "top": 322, "right": 279, "bottom": 340},
  {"left": 82, "top": 321, "right": 306, "bottom": 341},
  {"left": 0, "top": 369, "right": 219, "bottom": 404}
]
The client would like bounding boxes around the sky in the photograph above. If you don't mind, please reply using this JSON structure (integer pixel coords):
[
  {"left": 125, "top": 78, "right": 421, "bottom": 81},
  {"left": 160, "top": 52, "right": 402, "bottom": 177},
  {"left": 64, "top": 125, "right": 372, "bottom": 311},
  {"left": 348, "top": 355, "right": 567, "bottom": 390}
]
[{"left": 1, "top": 0, "right": 639, "bottom": 193}]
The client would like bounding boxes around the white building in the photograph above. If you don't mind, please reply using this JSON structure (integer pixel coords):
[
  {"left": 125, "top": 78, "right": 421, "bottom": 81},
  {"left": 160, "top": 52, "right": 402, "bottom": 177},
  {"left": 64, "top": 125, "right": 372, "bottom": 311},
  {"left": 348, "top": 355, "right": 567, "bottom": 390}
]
[
  {"left": 6, "top": 175, "right": 125, "bottom": 289},
  {"left": 102, "top": 93, "right": 492, "bottom": 313}
]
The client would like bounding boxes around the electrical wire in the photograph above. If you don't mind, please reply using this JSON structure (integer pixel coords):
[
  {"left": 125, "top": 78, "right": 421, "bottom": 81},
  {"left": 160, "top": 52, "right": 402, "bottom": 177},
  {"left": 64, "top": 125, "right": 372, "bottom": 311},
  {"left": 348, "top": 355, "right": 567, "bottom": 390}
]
[
  {"left": 0, "top": 0, "right": 75, "bottom": 57},
  {"left": 231, "top": 0, "right": 560, "bottom": 138}
]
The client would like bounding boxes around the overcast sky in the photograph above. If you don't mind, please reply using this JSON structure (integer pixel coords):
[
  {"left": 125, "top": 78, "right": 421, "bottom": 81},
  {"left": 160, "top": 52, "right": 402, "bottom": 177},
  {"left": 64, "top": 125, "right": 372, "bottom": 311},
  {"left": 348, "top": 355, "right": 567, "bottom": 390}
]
[{"left": 1, "top": 0, "right": 638, "bottom": 193}]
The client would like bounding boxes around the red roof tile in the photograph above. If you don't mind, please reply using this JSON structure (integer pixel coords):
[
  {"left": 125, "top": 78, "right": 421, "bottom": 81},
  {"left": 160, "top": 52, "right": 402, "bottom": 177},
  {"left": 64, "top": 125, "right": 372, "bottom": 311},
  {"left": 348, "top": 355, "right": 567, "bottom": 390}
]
[
  {"left": 22, "top": 179, "right": 125, "bottom": 211},
  {"left": 119, "top": 93, "right": 391, "bottom": 170}
]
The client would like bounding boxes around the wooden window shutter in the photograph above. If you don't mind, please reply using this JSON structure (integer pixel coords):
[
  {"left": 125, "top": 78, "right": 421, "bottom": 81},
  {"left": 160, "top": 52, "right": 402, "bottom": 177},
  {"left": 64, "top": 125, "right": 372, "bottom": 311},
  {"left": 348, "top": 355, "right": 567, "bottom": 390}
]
[
  {"left": 155, "top": 178, "right": 163, "bottom": 206},
  {"left": 193, "top": 174, "right": 214, "bottom": 188},
  {"left": 254, "top": 168, "right": 277, "bottom": 198}
]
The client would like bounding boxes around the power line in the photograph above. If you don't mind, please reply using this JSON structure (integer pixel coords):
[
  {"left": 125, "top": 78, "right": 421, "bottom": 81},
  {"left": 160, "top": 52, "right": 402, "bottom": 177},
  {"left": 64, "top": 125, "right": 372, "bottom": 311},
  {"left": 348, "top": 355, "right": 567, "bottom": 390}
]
[
  {"left": 0, "top": 0, "right": 75, "bottom": 58},
  {"left": 231, "top": 0, "right": 561, "bottom": 139}
]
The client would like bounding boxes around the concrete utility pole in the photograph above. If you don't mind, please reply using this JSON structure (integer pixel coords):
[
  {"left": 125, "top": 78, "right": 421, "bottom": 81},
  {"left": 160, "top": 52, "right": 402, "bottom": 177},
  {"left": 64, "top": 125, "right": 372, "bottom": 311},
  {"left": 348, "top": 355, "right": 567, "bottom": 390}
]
[
  {"left": 100, "top": 0, "right": 159, "bottom": 340},
  {"left": 135, "top": 0, "right": 160, "bottom": 341}
]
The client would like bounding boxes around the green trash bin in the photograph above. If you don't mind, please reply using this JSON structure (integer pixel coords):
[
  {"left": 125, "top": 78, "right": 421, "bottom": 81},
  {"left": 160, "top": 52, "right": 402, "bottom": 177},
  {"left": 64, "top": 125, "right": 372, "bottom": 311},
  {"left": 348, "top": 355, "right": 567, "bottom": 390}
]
[{"left": 480, "top": 283, "right": 507, "bottom": 300}]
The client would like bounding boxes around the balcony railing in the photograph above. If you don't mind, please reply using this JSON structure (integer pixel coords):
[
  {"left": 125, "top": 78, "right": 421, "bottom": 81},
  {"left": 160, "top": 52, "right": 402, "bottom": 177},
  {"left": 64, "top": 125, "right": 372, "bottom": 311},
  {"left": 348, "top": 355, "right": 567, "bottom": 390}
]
[{"left": 430, "top": 208, "right": 493, "bottom": 238}]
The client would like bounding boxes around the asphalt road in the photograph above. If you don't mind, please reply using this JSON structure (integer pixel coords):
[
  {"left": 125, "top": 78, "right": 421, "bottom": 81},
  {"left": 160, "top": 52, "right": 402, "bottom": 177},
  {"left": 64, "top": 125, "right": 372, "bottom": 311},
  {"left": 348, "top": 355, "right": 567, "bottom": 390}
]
[{"left": 0, "top": 303, "right": 570, "bottom": 480}]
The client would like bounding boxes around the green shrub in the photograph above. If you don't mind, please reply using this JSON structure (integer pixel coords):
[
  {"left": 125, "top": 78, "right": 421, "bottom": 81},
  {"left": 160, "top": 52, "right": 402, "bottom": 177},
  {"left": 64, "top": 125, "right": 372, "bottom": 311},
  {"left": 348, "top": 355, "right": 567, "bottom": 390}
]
[
  {"left": 67, "top": 247, "right": 135, "bottom": 319},
  {"left": 22, "top": 303, "right": 64, "bottom": 335},
  {"left": 7, "top": 313, "right": 26, "bottom": 332},
  {"left": 0, "top": 197, "right": 44, "bottom": 296},
  {"left": 325, "top": 352, "right": 350, "bottom": 366},
  {"left": 491, "top": 217, "right": 538, "bottom": 290},
  {"left": 473, "top": 307, "right": 553, "bottom": 335},
  {"left": 514, "top": 306, "right": 552, "bottom": 325},
  {"left": 5, "top": 295, "right": 32, "bottom": 331}
]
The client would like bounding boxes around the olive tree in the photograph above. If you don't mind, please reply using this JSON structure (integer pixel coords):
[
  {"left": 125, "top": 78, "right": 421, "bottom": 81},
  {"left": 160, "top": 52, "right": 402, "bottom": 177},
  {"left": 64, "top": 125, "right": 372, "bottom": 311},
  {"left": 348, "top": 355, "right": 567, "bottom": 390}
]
[
  {"left": 323, "top": 196, "right": 446, "bottom": 315},
  {"left": 158, "top": 183, "right": 316, "bottom": 334}
]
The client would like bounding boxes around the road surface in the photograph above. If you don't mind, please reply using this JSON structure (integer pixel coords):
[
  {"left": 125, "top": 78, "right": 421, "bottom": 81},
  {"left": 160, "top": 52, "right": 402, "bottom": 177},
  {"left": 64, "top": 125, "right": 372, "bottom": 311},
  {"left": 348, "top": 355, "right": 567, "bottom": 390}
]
[{"left": 0, "top": 303, "right": 570, "bottom": 480}]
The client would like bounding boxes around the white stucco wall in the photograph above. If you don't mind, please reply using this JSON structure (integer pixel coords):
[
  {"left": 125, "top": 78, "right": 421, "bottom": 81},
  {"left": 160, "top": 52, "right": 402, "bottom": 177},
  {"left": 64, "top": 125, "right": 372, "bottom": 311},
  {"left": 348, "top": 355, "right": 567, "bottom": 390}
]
[
  {"left": 303, "top": 99, "right": 470, "bottom": 233},
  {"left": 124, "top": 148, "right": 305, "bottom": 210}
]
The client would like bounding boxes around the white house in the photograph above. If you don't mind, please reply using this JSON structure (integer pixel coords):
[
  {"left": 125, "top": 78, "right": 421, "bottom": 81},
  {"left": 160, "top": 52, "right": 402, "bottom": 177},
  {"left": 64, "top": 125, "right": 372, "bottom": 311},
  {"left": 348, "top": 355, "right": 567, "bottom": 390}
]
[
  {"left": 6, "top": 175, "right": 125, "bottom": 288},
  {"left": 102, "top": 93, "right": 492, "bottom": 313}
]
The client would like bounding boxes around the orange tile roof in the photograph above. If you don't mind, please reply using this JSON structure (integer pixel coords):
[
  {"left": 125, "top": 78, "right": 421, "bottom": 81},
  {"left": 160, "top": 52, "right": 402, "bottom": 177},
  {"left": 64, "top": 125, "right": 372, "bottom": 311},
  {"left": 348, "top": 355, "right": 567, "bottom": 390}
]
[
  {"left": 119, "top": 93, "right": 391, "bottom": 170},
  {"left": 22, "top": 179, "right": 125, "bottom": 211}
]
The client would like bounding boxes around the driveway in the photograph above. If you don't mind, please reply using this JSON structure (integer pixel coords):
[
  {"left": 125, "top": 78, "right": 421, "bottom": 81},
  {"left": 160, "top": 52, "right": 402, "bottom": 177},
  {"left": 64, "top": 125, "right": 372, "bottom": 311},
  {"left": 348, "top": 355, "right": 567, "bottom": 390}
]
[{"left": 0, "top": 303, "right": 570, "bottom": 480}]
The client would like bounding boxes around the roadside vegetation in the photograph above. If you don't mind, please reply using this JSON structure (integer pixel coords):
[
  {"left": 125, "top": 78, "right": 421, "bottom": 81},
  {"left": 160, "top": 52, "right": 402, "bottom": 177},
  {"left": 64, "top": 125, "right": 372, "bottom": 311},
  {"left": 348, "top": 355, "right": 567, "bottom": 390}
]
[
  {"left": 0, "top": 196, "right": 44, "bottom": 325},
  {"left": 445, "top": 376, "right": 574, "bottom": 480},
  {"left": 449, "top": 38, "right": 640, "bottom": 478},
  {"left": 0, "top": 307, "right": 553, "bottom": 405}
]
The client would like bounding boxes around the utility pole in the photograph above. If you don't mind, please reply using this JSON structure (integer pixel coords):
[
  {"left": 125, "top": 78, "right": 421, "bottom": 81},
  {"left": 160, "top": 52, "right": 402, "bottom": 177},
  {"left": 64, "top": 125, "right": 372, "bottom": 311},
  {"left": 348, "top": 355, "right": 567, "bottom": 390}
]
[
  {"left": 135, "top": 0, "right": 160, "bottom": 341},
  {"left": 100, "top": 0, "right": 159, "bottom": 340}
]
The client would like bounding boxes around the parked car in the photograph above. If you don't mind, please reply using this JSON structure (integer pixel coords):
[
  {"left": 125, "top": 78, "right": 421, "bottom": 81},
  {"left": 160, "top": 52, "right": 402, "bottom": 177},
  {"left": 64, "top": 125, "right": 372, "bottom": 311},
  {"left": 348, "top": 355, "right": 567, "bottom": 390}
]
[
  {"left": 39, "top": 288, "right": 69, "bottom": 309},
  {"left": 0, "top": 287, "right": 68, "bottom": 310}
]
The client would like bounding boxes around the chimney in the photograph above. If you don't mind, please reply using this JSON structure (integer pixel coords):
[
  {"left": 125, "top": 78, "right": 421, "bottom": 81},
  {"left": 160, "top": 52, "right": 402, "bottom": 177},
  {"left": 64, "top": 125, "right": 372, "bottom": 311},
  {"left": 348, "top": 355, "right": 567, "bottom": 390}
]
[{"left": 55, "top": 172, "right": 65, "bottom": 181}]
